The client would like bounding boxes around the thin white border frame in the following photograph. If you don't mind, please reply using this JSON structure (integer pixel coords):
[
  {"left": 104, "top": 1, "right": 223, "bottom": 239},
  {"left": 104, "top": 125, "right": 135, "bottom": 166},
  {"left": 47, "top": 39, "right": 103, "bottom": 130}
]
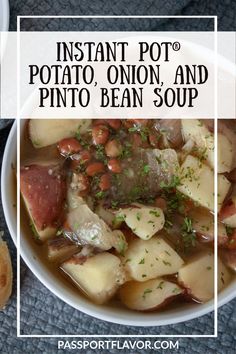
[{"left": 16, "top": 14, "right": 218, "bottom": 338}]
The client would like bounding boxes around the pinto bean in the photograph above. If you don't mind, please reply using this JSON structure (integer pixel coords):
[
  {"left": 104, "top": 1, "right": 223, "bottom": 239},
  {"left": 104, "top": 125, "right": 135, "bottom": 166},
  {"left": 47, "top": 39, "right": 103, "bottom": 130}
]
[
  {"left": 127, "top": 119, "right": 148, "bottom": 126},
  {"left": 58, "top": 138, "right": 82, "bottom": 156},
  {"left": 107, "top": 159, "right": 122, "bottom": 173},
  {"left": 149, "top": 132, "right": 161, "bottom": 148},
  {"left": 92, "top": 125, "right": 109, "bottom": 145},
  {"left": 70, "top": 150, "right": 92, "bottom": 169},
  {"left": 105, "top": 139, "right": 122, "bottom": 157},
  {"left": 77, "top": 173, "right": 90, "bottom": 191},
  {"left": 155, "top": 197, "right": 167, "bottom": 211},
  {"left": 99, "top": 173, "right": 111, "bottom": 191},
  {"left": 86, "top": 162, "right": 105, "bottom": 176},
  {"left": 105, "top": 119, "right": 121, "bottom": 130},
  {"left": 92, "top": 119, "right": 107, "bottom": 126},
  {"left": 131, "top": 133, "right": 143, "bottom": 148}
]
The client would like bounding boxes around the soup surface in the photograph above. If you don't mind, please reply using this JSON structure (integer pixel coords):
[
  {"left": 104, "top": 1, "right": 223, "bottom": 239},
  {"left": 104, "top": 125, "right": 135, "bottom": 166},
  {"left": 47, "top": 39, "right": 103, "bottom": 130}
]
[{"left": 20, "top": 118, "right": 236, "bottom": 312}]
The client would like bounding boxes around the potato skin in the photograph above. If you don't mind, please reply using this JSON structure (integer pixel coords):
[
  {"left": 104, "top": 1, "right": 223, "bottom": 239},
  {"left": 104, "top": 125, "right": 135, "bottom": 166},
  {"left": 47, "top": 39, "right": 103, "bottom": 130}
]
[{"left": 0, "top": 240, "right": 13, "bottom": 309}]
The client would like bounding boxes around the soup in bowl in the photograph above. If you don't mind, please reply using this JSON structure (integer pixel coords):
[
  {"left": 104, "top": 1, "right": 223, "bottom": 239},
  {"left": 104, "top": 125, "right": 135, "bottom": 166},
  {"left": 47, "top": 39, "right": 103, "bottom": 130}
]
[{"left": 2, "top": 118, "right": 236, "bottom": 326}]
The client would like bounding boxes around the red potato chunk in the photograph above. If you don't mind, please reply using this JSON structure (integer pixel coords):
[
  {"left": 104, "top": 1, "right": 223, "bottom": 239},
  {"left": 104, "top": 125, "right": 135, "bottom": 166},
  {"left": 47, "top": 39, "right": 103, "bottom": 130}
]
[
  {"left": 221, "top": 250, "right": 236, "bottom": 272},
  {"left": 220, "top": 197, "right": 236, "bottom": 228},
  {"left": 119, "top": 278, "right": 183, "bottom": 311},
  {"left": 20, "top": 164, "right": 66, "bottom": 241},
  {"left": 0, "top": 238, "right": 13, "bottom": 309},
  {"left": 189, "top": 208, "right": 228, "bottom": 245},
  {"left": 61, "top": 252, "right": 126, "bottom": 304},
  {"left": 178, "top": 253, "right": 231, "bottom": 302}
]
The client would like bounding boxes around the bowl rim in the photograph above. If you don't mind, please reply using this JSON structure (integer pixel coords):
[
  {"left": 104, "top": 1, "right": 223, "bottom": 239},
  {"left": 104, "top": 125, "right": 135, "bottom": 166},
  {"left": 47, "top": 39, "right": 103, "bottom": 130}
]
[{"left": 1, "top": 120, "right": 236, "bottom": 327}]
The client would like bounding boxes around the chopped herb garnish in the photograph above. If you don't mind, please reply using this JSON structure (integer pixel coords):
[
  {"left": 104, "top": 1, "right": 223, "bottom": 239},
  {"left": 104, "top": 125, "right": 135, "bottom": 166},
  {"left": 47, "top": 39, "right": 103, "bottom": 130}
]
[
  {"left": 162, "top": 260, "right": 171, "bottom": 266},
  {"left": 76, "top": 127, "right": 90, "bottom": 149},
  {"left": 172, "top": 287, "right": 181, "bottom": 294},
  {"left": 156, "top": 281, "right": 164, "bottom": 289},
  {"left": 139, "top": 258, "right": 145, "bottom": 264},
  {"left": 128, "top": 126, "right": 149, "bottom": 142},
  {"left": 95, "top": 191, "right": 106, "bottom": 199},
  {"left": 136, "top": 212, "right": 141, "bottom": 221},
  {"left": 142, "top": 288, "right": 152, "bottom": 299},
  {"left": 114, "top": 214, "right": 126, "bottom": 222},
  {"left": 56, "top": 229, "right": 63, "bottom": 236},
  {"left": 95, "top": 144, "right": 107, "bottom": 162},
  {"left": 181, "top": 217, "right": 196, "bottom": 251},
  {"left": 111, "top": 200, "right": 119, "bottom": 209},
  {"left": 160, "top": 175, "right": 181, "bottom": 191},
  {"left": 119, "top": 142, "right": 132, "bottom": 159},
  {"left": 128, "top": 126, "right": 139, "bottom": 133},
  {"left": 142, "top": 164, "right": 150, "bottom": 175},
  {"left": 117, "top": 239, "right": 127, "bottom": 257},
  {"left": 149, "top": 210, "right": 160, "bottom": 217},
  {"left": 226, "top": 225, "right": 234, "bottom": 236}
]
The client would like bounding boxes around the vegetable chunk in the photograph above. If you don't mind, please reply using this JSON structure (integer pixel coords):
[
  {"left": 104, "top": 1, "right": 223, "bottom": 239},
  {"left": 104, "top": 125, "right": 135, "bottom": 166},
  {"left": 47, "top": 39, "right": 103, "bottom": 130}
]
[
  {"left": 123, "top": 237, "right": 184, "bottom": 282},
  {"left": 29, "top": 119, "right": 91, "bottom": 148},
  {"left": 61, "top": 252, "right": 126, "bottom": 304},
  {"left": 178, "top": 253, "right": 231, "bottom": 302},
  {"left": 189, "top": 208, "right": 227, "bottom": 244},
  {"left": 218, "top": 175, "right": 231, "bottom": 212},
  {"left": 119, "top": 278, "right": 183, "bottom": 311},
  {"left": 116, "top": 205, "right": 165, "bottom": 240},
  {"left": 218, "top": 133, "right": 233, "bottom": 173},
  {"left": 220, "top": 197, "right": 236, "bottom": 228},
  {"left": 181, "top": 119, "right": 214, "bottom": 168},
  {"left": 20, "top": 164, "right": 66, "bottom": 241},
  {"left": 177, "top": 155, "right": 214, "bottom": 211},
  {"left": 0, "top": 236, "right": 13, "bottom": 309},
  {"left": 65, "top": 203, "right": 127, "bottom": 254}
]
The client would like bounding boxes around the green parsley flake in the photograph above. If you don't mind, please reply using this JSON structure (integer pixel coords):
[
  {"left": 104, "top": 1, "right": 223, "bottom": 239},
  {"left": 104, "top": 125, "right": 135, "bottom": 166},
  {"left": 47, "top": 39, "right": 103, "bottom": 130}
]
[
  {"left": 136, "top": 212, "right": 141, "bottom": 221},
  {"left": 156, "top": 281, "right": 164, "bottom": 290},
  {"left": 139, "top": 258, "right": 145, "bottom": 264},
  {"left": 142, "top": 288, "right": 152, "bottom": 299},
  {"left": 149, "top": 210, "right": 160, "bottom": 218}
]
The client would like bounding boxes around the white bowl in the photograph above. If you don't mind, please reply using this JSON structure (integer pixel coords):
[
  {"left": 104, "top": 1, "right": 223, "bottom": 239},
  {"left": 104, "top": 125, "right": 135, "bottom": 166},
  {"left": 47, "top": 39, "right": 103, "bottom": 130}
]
[
  {"left": 1, "top": 120, "right": 236, "bottom": 327},
  {"left": 0, "top": 0, "right": 9, "bottom": 31}
]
